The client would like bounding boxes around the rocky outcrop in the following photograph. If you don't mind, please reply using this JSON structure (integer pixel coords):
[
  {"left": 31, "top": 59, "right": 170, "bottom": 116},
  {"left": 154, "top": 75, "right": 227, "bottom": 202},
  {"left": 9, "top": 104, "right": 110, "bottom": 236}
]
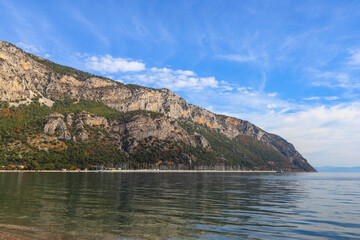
[
  {"left": 44, "top": 113, "right": 71, "bottom": 140},
  {"left": 117, "top": 115, "right": 196, "bottom": 152},
  {"left": 79, "top": 111, "right": 109, "bottom": 128},
  {"left": 195, "top": 133, "right": 211, "bottom": 148},
  {"left": 0, "top": 41, "right": 316, "bottom": 171}
]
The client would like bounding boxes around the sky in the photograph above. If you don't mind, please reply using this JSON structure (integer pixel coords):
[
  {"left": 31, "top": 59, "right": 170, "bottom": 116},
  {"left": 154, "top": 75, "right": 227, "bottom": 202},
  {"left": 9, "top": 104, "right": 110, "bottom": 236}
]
[{"left": 1, "top": 0, "right": 360, "bottom": 167}]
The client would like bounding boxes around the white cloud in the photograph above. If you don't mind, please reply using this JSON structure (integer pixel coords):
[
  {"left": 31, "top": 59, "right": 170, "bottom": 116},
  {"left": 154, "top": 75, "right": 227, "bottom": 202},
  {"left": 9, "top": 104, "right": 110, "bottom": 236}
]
[
  {"left": 237, "top": 87, "right": 257, "bottom": 96},
  {"left": 123, "top": 67, "right": 227, "bottom": 91},
  {"left": 174, "top": 70, "right": 196, "bottom": 76},
  {"left": 229, "top": 102, "right": 360, "bottom": 167},
  {"left": 268, "top": 92, "right": 277, "bottom": 97},
  {"left": 303, "top": 96, "right": 338, "bottom": 101},
  {"left": 324, "top": 96, "right": 339, "bottom": 101},
  {"left": 267, "top": 104, "right": 277, "bottom": 109},
  {"left": 86, "top": 55, "right": 145, "bottom": 73},
  {"left": 303, "top": 96, "right": 320, "bottom": 100}
]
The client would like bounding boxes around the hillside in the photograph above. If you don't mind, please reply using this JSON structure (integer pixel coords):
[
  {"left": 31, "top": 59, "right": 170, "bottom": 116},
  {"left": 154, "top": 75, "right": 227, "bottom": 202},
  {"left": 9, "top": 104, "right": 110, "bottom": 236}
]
[{"left": 0, "top": 41, "right": 316, "bottom": 171}]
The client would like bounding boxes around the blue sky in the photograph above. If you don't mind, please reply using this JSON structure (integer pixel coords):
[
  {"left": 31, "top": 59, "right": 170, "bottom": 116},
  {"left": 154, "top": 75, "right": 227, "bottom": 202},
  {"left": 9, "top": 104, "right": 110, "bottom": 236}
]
[{"left": 1, "top": 0, "right": 360, "bottom": 167}]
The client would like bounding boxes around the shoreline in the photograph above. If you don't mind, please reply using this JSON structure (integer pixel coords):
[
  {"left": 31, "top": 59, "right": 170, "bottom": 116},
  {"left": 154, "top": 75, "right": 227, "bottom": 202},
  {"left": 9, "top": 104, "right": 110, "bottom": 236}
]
[{"left": 0, "top": 169, "right": 277, "bottom": 173}]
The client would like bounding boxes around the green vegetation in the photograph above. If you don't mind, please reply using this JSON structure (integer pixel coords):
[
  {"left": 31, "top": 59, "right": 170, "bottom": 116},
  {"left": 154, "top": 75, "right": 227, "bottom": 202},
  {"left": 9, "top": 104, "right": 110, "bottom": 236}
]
[
  {"left": 53, "top": 98, "right": 123, "bottom": 120},
  {"left": 53, "top": 98, "right": 162, "bottom": 122},
  {"left": 0, "top": 101, "right": 51, "bottom": 143},
  {"left": 0, "top": 95, "right": 293, "bottom": 171},
  {"left": 125, "top": 83, "right": 156, "bottom": 91},
  {"left": 0, "top": 99, "right": 128, "bottom": 169},
  {"left": 0, "top": 99, "right": 164, "bottom": 170},
  {"left": 179, "top": 121, "right": 293, "bottom": 170}
]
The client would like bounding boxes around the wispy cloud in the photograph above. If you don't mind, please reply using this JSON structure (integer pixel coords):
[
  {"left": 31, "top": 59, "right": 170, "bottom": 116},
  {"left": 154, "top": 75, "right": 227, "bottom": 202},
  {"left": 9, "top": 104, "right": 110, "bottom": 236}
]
[
  {"left": 218, "top": 54, "right": 256, "bottom": 63},
  {"left": 17, "top": 42, "right": 51, "bottom": 58},
  {"left": 86, "top": 55, "right": 145, "bottom": 73},
  {"left": 324, "top": 96, "right": 339, "bottom": 101},
  {"left": 268, "top": 92, "right": 278, "bottom": 97},
  {"left": 17, "top": 42, "right": 43, "bottom": 53},
  {"left": 69, "top": 8, "right": 109, "bottom": 46},
  {"left": 348, "top": 48, "right": 360, "bottom": 66},
  {"left": 303, "top": 96, "right": 339, "bottom": 101},
  {"left": 303, "top": 96, "right": 320, "bottom": 101},
  {"left": 309, "top": 69, "right": 360, "bottom": 89}
]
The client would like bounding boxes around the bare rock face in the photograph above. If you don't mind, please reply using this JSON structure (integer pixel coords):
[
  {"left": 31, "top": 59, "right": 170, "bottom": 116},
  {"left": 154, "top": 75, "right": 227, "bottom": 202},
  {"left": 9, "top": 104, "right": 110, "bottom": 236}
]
[
  {"left": 43, "top": 110, "right": 198, "bottom": 154},
  {"left": 111, "top": 115, "right": 197, "bottom": 152},
  {"left": 77, "top": 131, "right": 89, "bottom": 141},
  {"left": 195, "top": 133, "right": 211, "bottom": 148},
  {"left": 79, "top": 111, "right": 108, "bottom": 128},
  {"left": 66, "top": 114, "right": 73, "bottom": 126},
  {"left": 44, "top": 113, "right": 71, "bottom": 140}
]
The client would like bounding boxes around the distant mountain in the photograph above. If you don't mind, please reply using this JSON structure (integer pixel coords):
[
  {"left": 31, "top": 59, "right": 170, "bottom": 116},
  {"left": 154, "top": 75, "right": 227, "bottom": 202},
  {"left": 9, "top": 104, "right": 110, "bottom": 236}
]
[
  {"left": 316, "top": 166, "right": 360, "bottom": 173},
  {"left": 0, "top": 41, "right": 316, "bottom": 171}
]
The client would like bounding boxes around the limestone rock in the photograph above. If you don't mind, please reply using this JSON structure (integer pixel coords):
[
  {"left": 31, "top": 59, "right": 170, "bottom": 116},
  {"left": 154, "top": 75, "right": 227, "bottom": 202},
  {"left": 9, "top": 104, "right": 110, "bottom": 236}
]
[
  {"left": 44, "top": 113, "right": 71, "bottom": 140},
  {"left": 79, "top": 111, "right": 108, "bottom": 128},
  {"left": 115, "top": 115, "right": 196, "bottom": 152},
  {"left": 77, "top": 131, "right": 88, "bottom": 141},
  {"left": 195, "top": 133, "right": 211, "bottom": 148}
]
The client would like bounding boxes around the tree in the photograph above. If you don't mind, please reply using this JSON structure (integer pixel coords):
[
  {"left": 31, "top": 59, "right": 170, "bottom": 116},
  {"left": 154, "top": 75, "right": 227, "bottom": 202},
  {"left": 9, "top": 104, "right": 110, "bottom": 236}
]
[{"left": 26, "top": 160, "right": 41, "bottom": 170}]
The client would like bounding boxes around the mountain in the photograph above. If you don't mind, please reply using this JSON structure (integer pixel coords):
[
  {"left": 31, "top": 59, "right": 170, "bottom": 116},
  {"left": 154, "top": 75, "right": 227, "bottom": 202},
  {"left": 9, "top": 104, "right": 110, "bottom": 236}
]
[
  {"left": 0, "top": 41, "right": 316, "bottom": 171},
  {"left": 316, "top": 166, "right": 360, "bottom": 173}
]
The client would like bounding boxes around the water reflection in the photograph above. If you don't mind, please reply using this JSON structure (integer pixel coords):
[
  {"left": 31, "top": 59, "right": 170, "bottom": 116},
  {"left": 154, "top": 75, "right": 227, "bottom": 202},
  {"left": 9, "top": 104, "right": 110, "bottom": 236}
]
[{"left": 0, "top": 172, "right": 359, "bottom": 239}]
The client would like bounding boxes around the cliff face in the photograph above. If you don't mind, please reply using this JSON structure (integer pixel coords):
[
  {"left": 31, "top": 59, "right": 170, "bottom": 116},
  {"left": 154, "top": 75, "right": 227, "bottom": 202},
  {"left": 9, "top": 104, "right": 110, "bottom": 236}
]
[
  {"left": 43, "top": 111, "right": 197, "bottom": 153},
  {"left": 0, "top": 41, "right": 316, "bottom": 171}
]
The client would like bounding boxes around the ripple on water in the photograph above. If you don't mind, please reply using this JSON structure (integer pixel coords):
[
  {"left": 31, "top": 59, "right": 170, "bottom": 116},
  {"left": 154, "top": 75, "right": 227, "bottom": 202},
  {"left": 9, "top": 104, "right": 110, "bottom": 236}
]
[{"left": 0, "top": 172, "right": 360, "bottom": 239}]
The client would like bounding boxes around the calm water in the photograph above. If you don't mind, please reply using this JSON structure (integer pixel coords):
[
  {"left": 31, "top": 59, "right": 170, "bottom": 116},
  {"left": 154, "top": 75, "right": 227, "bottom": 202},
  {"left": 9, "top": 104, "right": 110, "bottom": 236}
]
[{"left": 0, "top": 172, "right": 359, "bottom": 239}]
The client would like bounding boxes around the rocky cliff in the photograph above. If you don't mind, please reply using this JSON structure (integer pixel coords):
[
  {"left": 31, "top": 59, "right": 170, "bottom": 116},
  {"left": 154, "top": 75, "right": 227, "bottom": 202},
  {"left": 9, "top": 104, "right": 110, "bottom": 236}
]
[{"left": 0, "top": 41, "right": 316, "bottom": 171}]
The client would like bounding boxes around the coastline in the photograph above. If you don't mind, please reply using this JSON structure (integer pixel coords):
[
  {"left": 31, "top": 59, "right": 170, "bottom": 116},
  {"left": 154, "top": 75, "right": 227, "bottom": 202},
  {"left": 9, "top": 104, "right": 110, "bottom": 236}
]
[{"left": 0, "top": 169, "right": 277, "bottom": 173}]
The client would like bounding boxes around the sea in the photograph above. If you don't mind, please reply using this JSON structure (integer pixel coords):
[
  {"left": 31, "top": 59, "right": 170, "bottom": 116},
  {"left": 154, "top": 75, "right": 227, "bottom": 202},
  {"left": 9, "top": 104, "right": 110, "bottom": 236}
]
[{"left": 0, "top": 172, "right": 359, "bottom": 239}]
